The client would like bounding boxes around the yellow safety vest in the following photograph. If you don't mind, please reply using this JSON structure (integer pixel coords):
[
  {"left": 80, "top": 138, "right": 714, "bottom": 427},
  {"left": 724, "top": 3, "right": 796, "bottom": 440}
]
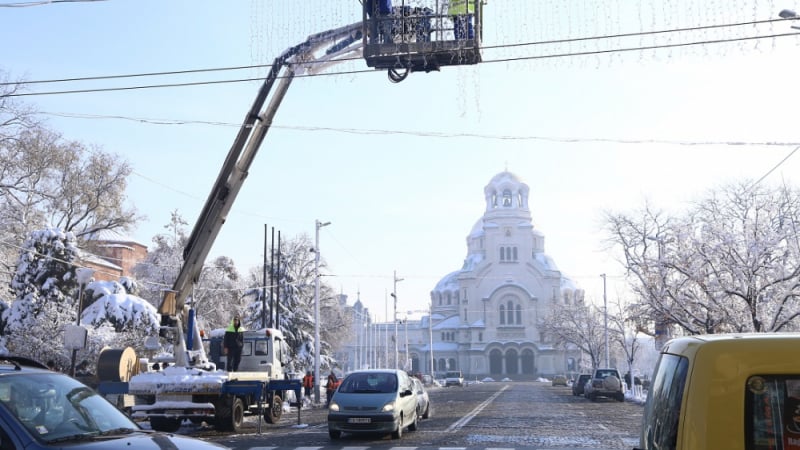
[{"left": 449, "top": 0, "right": 474, "bottom": 15}]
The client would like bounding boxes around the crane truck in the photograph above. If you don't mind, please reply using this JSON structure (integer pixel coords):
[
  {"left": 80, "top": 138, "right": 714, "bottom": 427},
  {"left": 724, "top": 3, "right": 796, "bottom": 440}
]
[{"left": 124, "top": 2, "right": 483, "bottom": 433}]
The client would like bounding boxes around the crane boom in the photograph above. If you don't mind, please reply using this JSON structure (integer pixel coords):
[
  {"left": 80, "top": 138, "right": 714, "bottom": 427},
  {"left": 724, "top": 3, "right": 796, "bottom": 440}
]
[{"left": 159, "top": 22, "right": 363, "bottom": 367}]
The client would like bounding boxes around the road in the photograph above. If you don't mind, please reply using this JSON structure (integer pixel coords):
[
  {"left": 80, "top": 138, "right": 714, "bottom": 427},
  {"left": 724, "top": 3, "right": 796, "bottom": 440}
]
[{"left": 180, "top": 380, "right": 644, "bottom": 450}]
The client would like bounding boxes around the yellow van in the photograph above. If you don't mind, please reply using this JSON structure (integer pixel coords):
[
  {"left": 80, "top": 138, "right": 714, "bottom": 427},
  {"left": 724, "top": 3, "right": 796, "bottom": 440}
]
[{"left": 637, "top": 333, "right": 800, "bottom": 450}]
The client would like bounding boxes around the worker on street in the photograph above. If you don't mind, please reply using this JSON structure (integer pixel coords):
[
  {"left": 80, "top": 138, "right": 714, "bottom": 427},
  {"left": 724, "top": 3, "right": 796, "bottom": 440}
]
[
  {"left": 303, "top": 371, "right": 314, "bottom": 399},
  {"left": 223, "top": 315, "right": 245, "bottom": 372},
  {"left": 326, "top": 371, "right": 339, "bottom": 406}
]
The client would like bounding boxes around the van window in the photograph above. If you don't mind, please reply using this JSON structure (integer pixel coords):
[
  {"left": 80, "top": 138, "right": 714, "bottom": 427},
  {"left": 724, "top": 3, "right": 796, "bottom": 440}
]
[
  {"left": 641, "top": 353, "right": 689, "bottom": 450},
  {"left": 746, "top": 375, "right": 800, "bottom": 449}
]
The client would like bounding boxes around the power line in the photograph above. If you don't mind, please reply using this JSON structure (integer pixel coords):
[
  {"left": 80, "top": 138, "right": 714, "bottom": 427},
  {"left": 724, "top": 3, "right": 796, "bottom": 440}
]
[
  {"left": 1, "top": 16, "right": 787, "bottom": 87},
  {"left": 37, "top": 111, "right": 800, "bottom": 148},
  {"left": 0, "top": 0, "right": 107, "bottom": 6},
  {"left": 7, "top": 29, "right": 799, "bottom": 97}
]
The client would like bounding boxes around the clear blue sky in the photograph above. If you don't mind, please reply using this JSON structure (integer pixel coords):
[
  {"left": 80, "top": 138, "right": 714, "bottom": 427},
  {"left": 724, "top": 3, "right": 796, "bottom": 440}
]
[{"left": 3, "top": 0, "right": 800, "bottom": 321}]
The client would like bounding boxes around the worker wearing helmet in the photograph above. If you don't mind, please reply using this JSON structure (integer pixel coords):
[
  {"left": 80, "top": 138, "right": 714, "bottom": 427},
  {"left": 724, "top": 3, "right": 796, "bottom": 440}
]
[{"left": 449, "top": 0, "right": 475, "bottom": 39}]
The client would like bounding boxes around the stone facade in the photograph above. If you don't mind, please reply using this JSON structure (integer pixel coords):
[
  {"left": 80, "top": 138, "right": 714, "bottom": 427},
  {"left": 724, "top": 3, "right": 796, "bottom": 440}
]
[{"left": 416, "top": 171, "right": 583, "bottom": 379}]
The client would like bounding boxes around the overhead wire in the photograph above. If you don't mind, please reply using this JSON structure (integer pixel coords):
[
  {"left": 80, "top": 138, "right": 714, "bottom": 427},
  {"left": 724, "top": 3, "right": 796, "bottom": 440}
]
[
  {"left": 5, "top": 23, "right": 800, "bottom": 97},
  {"left": 0, "top": 16, "right": 791, "bottom": 88}
]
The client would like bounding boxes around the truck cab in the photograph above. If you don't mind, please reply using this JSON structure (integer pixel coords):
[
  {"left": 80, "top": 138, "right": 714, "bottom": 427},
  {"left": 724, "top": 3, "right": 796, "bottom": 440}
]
[{"left": 204, "top": 328, "right": 289, "bottom": 374}]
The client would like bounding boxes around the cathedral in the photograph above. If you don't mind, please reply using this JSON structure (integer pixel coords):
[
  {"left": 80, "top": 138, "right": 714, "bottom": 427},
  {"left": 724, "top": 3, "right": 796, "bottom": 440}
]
[
  {"left": 416, "top": 171, "right": 583, "bottom": 379},
  {"left": 343, "top": 171, "right": 584, "bottom": 379}
]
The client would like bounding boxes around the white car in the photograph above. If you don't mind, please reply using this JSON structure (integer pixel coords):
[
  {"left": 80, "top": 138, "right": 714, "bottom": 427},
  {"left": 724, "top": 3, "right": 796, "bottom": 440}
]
[{"left": 445, "top": 371, "right": 464, "bottom": 387}]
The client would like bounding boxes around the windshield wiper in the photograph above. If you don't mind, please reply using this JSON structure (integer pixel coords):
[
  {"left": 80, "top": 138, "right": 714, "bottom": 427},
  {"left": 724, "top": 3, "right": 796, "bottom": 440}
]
[
  {"left": 96, "top": 427, "right": 139, "bottom": 437},
  {"left": 46, "top": 431, "right": 101, "bottom": 444}
]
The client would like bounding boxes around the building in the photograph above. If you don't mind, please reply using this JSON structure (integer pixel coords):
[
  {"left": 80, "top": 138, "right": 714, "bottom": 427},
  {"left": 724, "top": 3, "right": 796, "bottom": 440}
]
[
  {"left": 79, "top": 229, "right": 148, "bottom": 282},
  {"left": 416, "top": 171, "right": 584, "bottom": 379}
]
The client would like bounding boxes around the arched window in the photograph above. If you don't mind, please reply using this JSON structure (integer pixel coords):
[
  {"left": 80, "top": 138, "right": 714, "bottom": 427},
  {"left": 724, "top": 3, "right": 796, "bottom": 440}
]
[
  {"left": 507, "top": 301, "right": 514, "bottom": 324},
  {"left": 499, "top": 247, "right": 505, "bottom": 261},
  {"left": 516, "top": 305, "right": 522, "bottom": 324},
  {"left": 502, "top": 189, "right": 512, "bottom": 206},
  {"left": 447, "top": 293, "right": 451, "bottom": 305},
  {"left": 499, "top": 305, "right": 506, "bottom": 324},
  {"left": 513, "top": 247, "right": 518, "bottom": 260},
  {"left": 464, "top": 308, "right": 467, "bottom": 321}
]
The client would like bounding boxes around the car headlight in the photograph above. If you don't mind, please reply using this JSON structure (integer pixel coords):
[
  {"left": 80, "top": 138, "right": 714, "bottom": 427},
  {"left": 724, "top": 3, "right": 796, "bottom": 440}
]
[
  {"left": 329, "top": 402, "right": 340, "bottom": 412},
  {"left": 381, "top": 401, "right": 395, "bottom": 412}
]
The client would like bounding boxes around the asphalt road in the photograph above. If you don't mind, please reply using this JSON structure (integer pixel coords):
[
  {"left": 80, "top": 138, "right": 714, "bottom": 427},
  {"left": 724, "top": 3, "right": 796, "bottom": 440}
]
[{"left": 174, "top": 380, "right": 644, "bottom": 450}]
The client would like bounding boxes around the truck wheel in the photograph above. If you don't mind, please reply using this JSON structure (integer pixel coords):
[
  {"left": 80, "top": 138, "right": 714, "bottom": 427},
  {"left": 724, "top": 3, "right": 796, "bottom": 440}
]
[
  {"left": 150, "top": 417, "right": 181, "bottom": 432},
  {"left": 264, "top": 394, "right": 283, "bottom": 424},
  {"left": 329, "top": 429, "right": 341, "bottom": 439},
  {"left": 215, "top": 397, "right": 244, "bottom": 432}
]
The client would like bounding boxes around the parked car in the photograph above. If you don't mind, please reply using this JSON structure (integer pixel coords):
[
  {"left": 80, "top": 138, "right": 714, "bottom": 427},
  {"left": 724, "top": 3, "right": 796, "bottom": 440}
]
[
  {"left": 411, "top": 377, "right": 430, "bottom": 419},
  {"left": 0, "top": 356, "right": 228, "bottom": 450},
  {"left": 551, "top": 374, "right": 568, "bottom": 386},
  {"left": 637, "top": 333, "right": 800, "bottom": 450},
  {"left": 572, "top": 373, "right": 591, "bottom": 396},
  {"left": 444, "top": 370, "right": 465, "bottom": 387},
  {"left": 327, "top": 369, "right": 418, "bottom": 440},
  {"left": 584, "top": 368, "right": 625, "bottom": 402}
]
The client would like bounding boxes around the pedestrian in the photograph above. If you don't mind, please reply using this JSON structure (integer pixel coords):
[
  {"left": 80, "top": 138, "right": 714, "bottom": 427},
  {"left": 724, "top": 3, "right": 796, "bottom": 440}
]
[
  {"left": 302, "top": 370, "right": 314, "bottom": 399},
  {"left": 223, "top": 315, "right": 245, "bottom": 372},
  {"left": 325, "top": 371, "right": 338, "bottom": 406},
  {"left": 449, "top": 0, "right": 475, "bottom": 40}
]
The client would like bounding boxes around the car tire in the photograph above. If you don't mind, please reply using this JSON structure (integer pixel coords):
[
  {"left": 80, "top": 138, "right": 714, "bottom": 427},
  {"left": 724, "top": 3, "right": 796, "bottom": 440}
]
[
  {"left": 603, "top": 376, "right": 621, "bottom": 392},
  {"left": 616, "top": 393, "right": 625, "bottom": 402},
  {"left": 329, "top": 429, "right": 341, "bottom": 439},
  {"left": 422, "top": 403, "right": 430, "bottom": 419},
  {"left": 408, "top": 411, "right": 418, "bottom": 432},
  {"left": 392, "top": 416, "right": 403, "bottom": 439}
]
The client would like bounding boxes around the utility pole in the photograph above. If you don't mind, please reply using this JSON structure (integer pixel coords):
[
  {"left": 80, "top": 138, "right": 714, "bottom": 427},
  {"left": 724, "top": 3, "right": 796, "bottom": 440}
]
[
  {"left": 391, "top": 270, "right": 403, "bottom": 369},
  {"left": 429, "top": 302, "right": 434, "bottom": 378},
  {"left": 601, "top": 273, "right": 609, "bottom": 368},
  {"left": 314, "top": 219, "right": 331, "bottom": 404}
]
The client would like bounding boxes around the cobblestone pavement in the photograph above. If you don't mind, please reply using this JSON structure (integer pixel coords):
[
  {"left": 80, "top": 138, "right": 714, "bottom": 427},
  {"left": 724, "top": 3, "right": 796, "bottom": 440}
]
[{"left": 180, "top": 380, "right": 644, "bottom": 449}]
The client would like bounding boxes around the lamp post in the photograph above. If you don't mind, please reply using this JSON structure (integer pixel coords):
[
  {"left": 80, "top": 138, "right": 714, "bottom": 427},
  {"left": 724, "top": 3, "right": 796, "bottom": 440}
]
[
  {"left": 601, "top": 273, "right": 609, "bottom": 368},
  {"left": 314, "top": 219, "right": 331, "bottom": 404},
  {"left": 391, "top": 270, "right": 403, "bottom": 369}
]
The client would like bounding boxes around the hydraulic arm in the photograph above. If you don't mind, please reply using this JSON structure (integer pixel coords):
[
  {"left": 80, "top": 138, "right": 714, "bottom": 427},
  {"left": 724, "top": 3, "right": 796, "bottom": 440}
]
[{"left": 158, "top": 22, "right": 364, "bottom": 368}]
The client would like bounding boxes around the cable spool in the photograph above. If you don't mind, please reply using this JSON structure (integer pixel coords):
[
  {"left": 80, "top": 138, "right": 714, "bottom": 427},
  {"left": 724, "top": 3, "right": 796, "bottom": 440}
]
[{"left": 97, "top": 347, "right": 139, "bottom": 382}]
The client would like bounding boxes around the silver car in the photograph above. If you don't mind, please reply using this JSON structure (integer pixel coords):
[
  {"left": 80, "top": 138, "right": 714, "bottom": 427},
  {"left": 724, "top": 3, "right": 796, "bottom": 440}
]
[
  {"left": 327, "top": 369, "right": 418, "bottom": 439},
  {"left": 412, "top": 377, "right": 431, "bottom": 419}
]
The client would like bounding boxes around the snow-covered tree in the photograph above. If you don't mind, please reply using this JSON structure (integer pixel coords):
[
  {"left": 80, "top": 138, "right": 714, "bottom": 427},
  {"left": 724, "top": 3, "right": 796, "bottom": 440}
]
[
  {"left": 132, "top": 211, "right": 244, "bottom": 331},
  {"left": 605, "top": 181, "right": 800, "bottom": 336},
  {"left": 0, "top": 126, "right": 140, "bottom": 297},
  {"left": 241, "top": 234, "right": 349, "bottom": 373},
  {"left": 539, "top": 296, "right": 607, "bottom": 370},
  {"left": 2, "top": 228, "right": 80, "bottom": 367}
]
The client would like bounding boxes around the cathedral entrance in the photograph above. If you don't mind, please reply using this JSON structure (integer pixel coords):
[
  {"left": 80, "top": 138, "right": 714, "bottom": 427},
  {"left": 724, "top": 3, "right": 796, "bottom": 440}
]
[
  {"left": 489, "top": 349, "right": 503, "bottom": 374},
  {"left": 505, "top": 349, "right": 519, "bottom": 374},
  {"left": 521, "top": 349, "right": 535, "bottom": 375}
]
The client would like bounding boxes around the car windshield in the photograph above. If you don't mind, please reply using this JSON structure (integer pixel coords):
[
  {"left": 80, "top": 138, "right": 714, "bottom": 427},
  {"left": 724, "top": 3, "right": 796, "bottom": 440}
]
[
  {"left": 338, "top": 372, "right": 398, "bottom": 394},
  {"left": 0, "top": 372, "right": 140, "bottom": 443}
]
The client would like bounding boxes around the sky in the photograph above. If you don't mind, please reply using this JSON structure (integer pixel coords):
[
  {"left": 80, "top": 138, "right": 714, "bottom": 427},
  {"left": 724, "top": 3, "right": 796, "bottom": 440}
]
[{"left": 4, "top": 0, "right": 800, "bottom": 323}]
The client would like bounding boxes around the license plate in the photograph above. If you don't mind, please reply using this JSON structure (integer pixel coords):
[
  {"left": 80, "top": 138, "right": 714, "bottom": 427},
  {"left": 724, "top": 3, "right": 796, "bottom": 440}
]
[{"left": 348, "top": 417, "right": 371, "bottom": 424}]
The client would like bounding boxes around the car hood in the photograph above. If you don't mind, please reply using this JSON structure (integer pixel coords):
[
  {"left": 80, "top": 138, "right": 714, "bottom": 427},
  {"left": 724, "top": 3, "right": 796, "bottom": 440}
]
[
  {"left": 43, "top": 431, "right": 229, "bottom": 449},
  {"left": 333, "top": 392, "right": 398, "bottom": 411}
]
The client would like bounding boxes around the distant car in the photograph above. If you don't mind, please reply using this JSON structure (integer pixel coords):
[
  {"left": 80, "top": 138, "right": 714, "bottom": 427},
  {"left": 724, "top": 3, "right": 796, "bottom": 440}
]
[
  {"left": 551, "top": 374, "right": 568, "bottom": 387},
  {"left": 572, "top": 373, "right": 591, "bottom": 396},
  {"left": 584, "top": 368, "right": 625, "bottom": 402},
  {"left": 0, "top": 356, "right": 228, "bottom": 450},
  {"left": 411, "top": 377, "right": 430, "bottom": 419},
  {"left": 327, "top": 369, "right": 418, "bottom": 440},
  {"left": 444, "top": 371, "right": 465, "bottom": 387}
]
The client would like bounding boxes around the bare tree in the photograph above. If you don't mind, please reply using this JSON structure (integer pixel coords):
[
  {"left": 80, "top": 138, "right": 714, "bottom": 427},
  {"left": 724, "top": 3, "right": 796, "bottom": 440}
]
[
  {"left": 605, "top": 181, "right": 800, "bottom": 336},
  {"left": 540, "top": 298, "right": 607, "bottom": 370},
  {"left": 0, "top": 70, "right": 37, "bottom": 145}
]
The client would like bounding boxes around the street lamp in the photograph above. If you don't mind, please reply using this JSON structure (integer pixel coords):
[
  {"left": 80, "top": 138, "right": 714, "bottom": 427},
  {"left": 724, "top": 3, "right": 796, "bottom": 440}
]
[
  {"left": 601, "top": 273, "right": 609, "bottom": 368},
  {"left": 391, "top": 270, "right": 403, "bottom": 369},
  {"left": 314, "top": 219, "right": 331, "bottom": 404}
]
